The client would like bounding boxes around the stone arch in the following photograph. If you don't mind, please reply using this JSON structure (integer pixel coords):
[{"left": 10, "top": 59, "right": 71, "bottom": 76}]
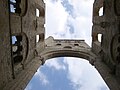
[
  {"left": 42, "top": 37, "right": 96, "bottom": 65},
  {"left": 40, "top": 47, "right": 96, "bottom": 65}
]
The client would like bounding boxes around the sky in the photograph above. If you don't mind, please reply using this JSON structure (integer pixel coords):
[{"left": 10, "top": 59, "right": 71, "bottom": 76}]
[{"left": 25, "top": 0, "right": 109, "bottom": 90}]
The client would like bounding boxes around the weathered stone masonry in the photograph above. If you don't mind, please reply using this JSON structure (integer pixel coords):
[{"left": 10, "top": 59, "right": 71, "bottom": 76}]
[{"left": 0, "top": 0, "right": 120, "bottom": 90}]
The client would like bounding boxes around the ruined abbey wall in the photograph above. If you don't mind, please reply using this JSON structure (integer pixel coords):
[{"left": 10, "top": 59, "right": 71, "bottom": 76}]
[{"left": 0, "top": 0, "right": 120, "bottom": 90}]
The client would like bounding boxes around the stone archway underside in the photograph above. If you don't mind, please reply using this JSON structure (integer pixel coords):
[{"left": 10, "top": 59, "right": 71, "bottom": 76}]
[
  {"left": 40, "top": 48, "right": 96, "bottom": 65},
  {"left": 39, "top": 37, "right": 96, "bottom": 65}
]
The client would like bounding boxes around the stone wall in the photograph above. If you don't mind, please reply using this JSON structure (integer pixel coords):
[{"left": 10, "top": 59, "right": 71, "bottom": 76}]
[
  {"left": 0, "top": 0, "right": 120, "bottom": 90},
  {"left": 92, "top": 0, "right": 120, "bottom": 89},
  {"left": 0, "top": 0, "right": 45, "bottom": 90}
]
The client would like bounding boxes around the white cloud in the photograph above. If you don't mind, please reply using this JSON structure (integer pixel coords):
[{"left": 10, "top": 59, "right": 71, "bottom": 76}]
[
  {"left": 64, "top": 58, "right": 83, "bottom": 84},
  {"left": 64, "top": 57, "right": 109, "bottom": 90},
  {"left": 70, "top": 16, "right": 92, "bottom": 45},
  {"left": 66, "top": 0, "right": 94, "bottom": 45},
  {"left": 35, "top": 69, "right": 49, "bottom": 85},
  {"left": 45, "top": 0, "right": 94, "bottom": 45},
  {"left": 26, "top": 0, "right": 109, "bottom": 90},
  {"left": 45, "top": 58, "right": 66, "bottom": 70},
  {"left": 44, "top": 0, "right": 109, "bottom": 89},
  {"left": 45, "top": 0, "right": 69, "bottom": 38}
]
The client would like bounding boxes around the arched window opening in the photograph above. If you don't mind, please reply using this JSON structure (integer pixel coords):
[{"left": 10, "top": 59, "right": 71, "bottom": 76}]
[
  {"left": 98, "top": 34, "right": 102, "bottom": 42},
  {"left": 64, "top": 46, "right": 72, "bottom": 49},
  {"left": 74, "top": 43, "right": 79, "bottom": 46},
  {"left": 9, "top": 0, "right": 27, "bottom": 16},
  {"left": 12, "top": 36, "right": 17, "bottom": 44},
  {"left": 40, "top": 33, "right": 44, "bottom": 42},
  {"left": 13, "top": 55, "right": 23, "bottom": 63},
  {"left": 36, "top": 8, "right": 40, "bottom": 17},
  {"left": 36, "top": 34, "right": 44, "bottom": 43},
  {"left": 25, "top": 57, "right": 109, "bottom": 90},
  {"left": 39, "top": 7, "right": 45, "bottom": 17},
  {"left": 56, "top": 43, "right": 61, "bottom": 46},
  {"left": 10, "top": 0, "right": 21, "bottom": 14},
  {"left": 44, "top": 24, "right": 46, "bottom": 28},
  {"left": 36, "top": 35, "right": 40, "bottom": 43},
  {"left": 12, "top": 35, "right": 23, "bottom": 64},
  {"left": 35, "top": 7, "right": 45, "bottom": 17},
  {"left": 99, "top": 7, "right": 103, "bottom": 16},
  {"left": 10, "top": 0, "right": 16, "bottom": 13}
]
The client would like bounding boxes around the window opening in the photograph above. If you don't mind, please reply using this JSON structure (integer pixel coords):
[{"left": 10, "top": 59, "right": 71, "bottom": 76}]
[
  {"left": 40, "top": 33, "right": 44, "bottom": 42},
  {"left": 98, "top": 34, "right": 102, "bottom": 42},
  {"left": 10, "top": 0, "right": 21, "bottom": 14},
  {"left": 44, "top": 24, "right": 46, "bottom": 28},
  {"left": 74, "top": 44, "right": 79, "bottom": 46},
  {"left": 13, "top": 55, "right": 23, "bottom": 63},
  {"left": 64, "top": 46, "right": 72, "bottom": 49},
  {"left": 36, "top": 35, "right": 40, "bottom": 43},
  {"left": 12, "top": 35, "right": 23, "bottom": 64},
  {"left": 36, "top": 8, "right": 40, "bottom": 17},
  {"left": 10, "top": 0, "right": 16, "bottom": 12},
  {"left": 99, "top": 7, "right": 103, "bottom": 16},
  {"left": 12, "top": 36, "right": 17, "bottom": 44},
  {"left": 56, "top": 43, "right": 61, "bottom": 46}
]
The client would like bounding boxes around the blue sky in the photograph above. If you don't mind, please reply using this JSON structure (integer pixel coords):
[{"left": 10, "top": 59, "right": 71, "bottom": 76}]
[
  {"left": 25, "top": 58, "right": 109, "bottom": 90},
  {"left": 25, "top": 0, "right": 109, "bottom": 90}
]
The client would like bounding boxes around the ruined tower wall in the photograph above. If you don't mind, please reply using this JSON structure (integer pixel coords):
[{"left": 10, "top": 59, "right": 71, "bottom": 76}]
[
  {"left": 0, "top": 0, "right": 45, "bottom": 90},
  {"left": 92, "top": 0, "right": 120, "bottom": 89},
  {"left": 1, "top": 0, "right": 120, "bottom": 90},
  {"left": 0, "top": 1, "right": 12, "bottom": 89}
]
